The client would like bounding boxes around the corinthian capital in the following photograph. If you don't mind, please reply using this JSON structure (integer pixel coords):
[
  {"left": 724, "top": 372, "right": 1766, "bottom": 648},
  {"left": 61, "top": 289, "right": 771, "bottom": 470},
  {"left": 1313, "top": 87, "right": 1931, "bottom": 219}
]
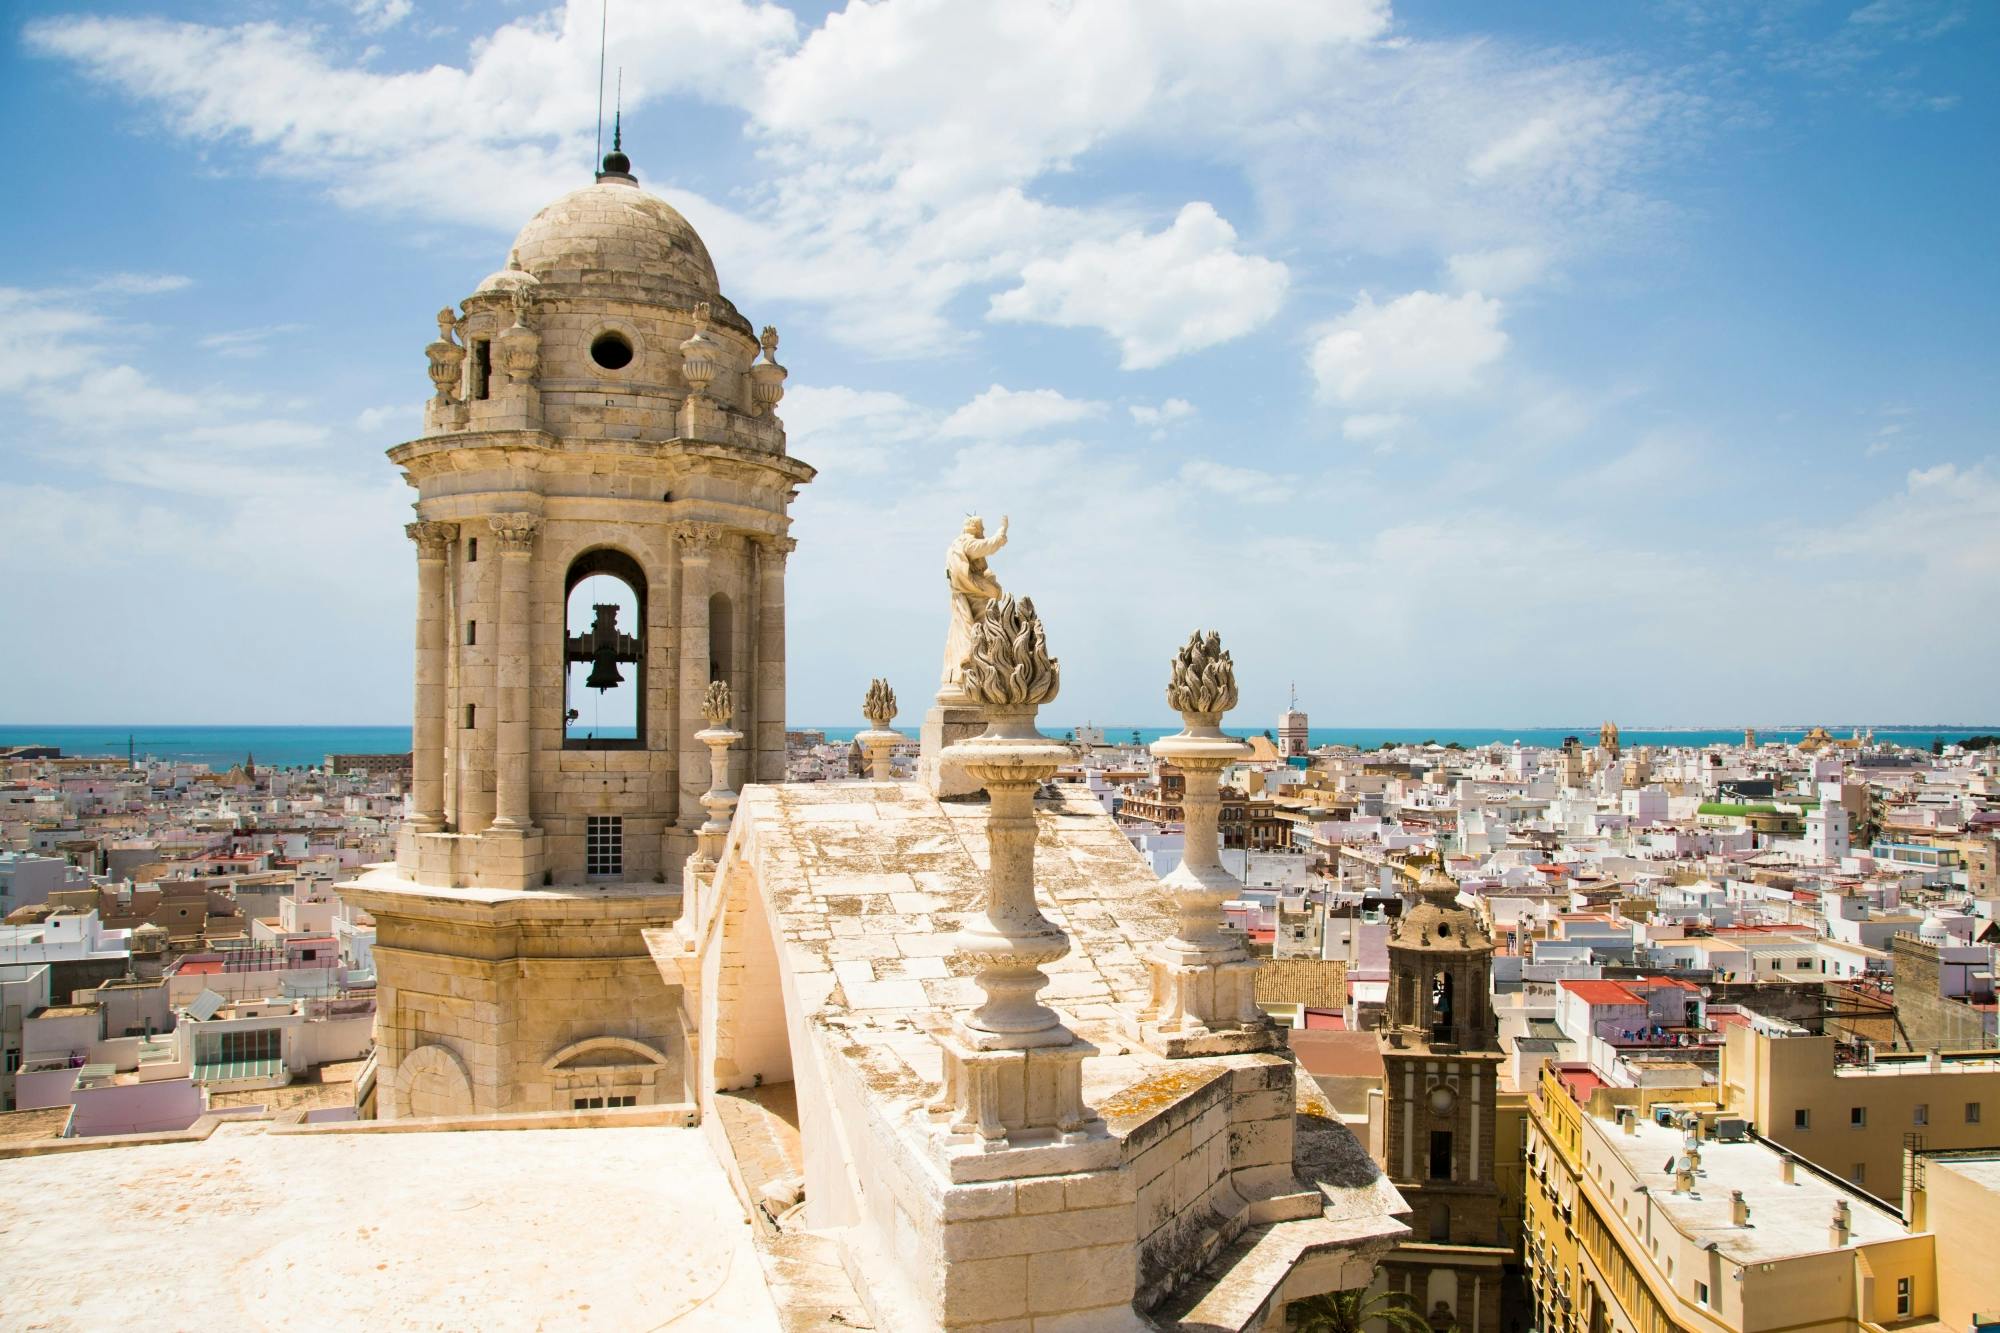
[
  {"left": 405, "top": 521, "right": 458, "bottom": 559},
  {"left": 488, "top": 512, "right": 541, "bottom": 554},
  {"left": 675, "top": 521, "right": 724, "bottom": 557}
]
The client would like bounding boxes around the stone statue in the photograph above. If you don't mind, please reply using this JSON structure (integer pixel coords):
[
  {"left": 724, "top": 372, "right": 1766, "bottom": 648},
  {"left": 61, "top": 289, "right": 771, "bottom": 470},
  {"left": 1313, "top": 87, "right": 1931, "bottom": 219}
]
[{"left": 939, "top": 515, "right": 1009, "bottom": 698}]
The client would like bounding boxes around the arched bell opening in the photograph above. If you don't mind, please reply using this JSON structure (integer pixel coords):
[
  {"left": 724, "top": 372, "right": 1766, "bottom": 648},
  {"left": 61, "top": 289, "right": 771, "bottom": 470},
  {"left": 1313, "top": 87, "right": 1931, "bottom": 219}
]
[
  {"left": 564, "top": 548, "right": 647, "bottom": 750},
  {"left": 1431, "top": 968, "right": 1455, "bottom": 1045}
]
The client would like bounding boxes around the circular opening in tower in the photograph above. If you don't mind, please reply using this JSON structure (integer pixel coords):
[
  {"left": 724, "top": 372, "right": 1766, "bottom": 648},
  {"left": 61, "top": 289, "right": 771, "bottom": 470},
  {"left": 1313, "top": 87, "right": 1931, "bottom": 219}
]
[{"left": 590, "top": 331, "right": 634, "bottom": 370}]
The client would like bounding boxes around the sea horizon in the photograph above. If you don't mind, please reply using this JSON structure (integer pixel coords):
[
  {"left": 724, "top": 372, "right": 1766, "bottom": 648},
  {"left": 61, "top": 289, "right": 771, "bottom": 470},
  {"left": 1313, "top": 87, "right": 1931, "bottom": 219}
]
[{"left": 4, "top": 721, "right": 1994, "bottom": 771}]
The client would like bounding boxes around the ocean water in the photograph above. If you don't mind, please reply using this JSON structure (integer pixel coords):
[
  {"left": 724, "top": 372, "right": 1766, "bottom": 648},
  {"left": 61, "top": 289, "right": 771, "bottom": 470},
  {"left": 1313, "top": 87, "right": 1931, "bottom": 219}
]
[{"left": 3, "top": 722, "right": 1993, "bottom": 771}]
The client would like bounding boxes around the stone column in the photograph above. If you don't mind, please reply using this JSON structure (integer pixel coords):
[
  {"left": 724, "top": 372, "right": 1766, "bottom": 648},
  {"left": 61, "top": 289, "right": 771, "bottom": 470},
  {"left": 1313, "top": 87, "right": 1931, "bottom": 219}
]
[
  {"left": 405, "top": 522, "right": 457, "bottom": 831},
  {"left": 930, "top": 596, "right": 1104, "bottom": 1161},
  {"left": 754, "top": 535, "right": 793, "bottom": 783},
  {"left": 488, "top": 513, "right": 540, "bottom": 831},
  {"left": 675, "top": 523, "right": 720, "bottom": 830},
  {"left": 1132, "top": 630, "right": 1277, "bottom": 1057}
]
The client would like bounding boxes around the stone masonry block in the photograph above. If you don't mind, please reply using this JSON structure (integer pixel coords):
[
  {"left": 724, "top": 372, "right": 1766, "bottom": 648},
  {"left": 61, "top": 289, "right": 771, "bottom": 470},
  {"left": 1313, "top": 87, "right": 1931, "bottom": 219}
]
[
  {"left": 942, "top": 1205, "right": 1134, "bottom": 1262},
  {"left": 1015, "top": 1178, "right": 1066, "bottom": 1216},
  {"left": 942, "top": 1254, "right": 1027, "bottom": 1325},
  {"left": 1025, "top": 1244, "right": 1136, "bottom": 1317}
]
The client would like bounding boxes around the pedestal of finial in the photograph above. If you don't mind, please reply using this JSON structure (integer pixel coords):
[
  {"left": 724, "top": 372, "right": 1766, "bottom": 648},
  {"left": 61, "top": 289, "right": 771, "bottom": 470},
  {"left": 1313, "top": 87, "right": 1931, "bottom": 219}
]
[
  {"left": 856, "top": 726, "right": 901, "bottom": 780},
  {"left": 926, "top": 710, "right": 1112, "bottom": 1162},
  {"left": 684, "top": 724, "right": 740, "bottom": 888},
  {"left": 1128, "top": 719, "right": 1279, "bottom": 1057},
  {"left": 918, "top": 697, "right": 987, "bottom": 797},
  {"left": 923, "top": 1023, "right": 1112, "bottom": 1180}
]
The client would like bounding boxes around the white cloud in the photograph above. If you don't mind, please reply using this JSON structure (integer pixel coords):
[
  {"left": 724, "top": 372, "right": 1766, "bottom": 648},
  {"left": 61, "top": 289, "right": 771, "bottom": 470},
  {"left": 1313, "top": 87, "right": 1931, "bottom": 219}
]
[
  {"left": 1309, "top": 290, "right": 1508, "bottom": 406},
  {"left": 1446, "top": 246, "right": 1546, "bottom": 295},
  {"left": 988, "top": 204, "right": 1288, "bottom": 369},
  {"left": 939, "top": 385, "right": 1104, "bottom": 441},
  {"left": 1340, "top": 412, "right": 1409, "bottom": 444},
  {"left": 350, "top": 0, "right": 413, "bottom": 35},
  {"left": 356, "top": 402, "right": 421, "bottom": 434},
  {"left": 90, "top": 273, "right": 195, "bottom": 296},
  {"left": 780, "top": 384, "right": 934, "bottom": 473},
  {"left": 200, "top": 324, "right": 306, "bottom": 358},
  {"left": 1129, "top": 398, "right": 1197, "bottom": 436},
  {"left": 1179, "top": 459, "right": 1286, "bottom": 502}
]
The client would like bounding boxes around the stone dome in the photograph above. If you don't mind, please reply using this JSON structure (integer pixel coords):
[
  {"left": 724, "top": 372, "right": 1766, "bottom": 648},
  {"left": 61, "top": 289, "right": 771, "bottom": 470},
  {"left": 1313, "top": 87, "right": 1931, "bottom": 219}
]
[{"left": 505, "top": 180, "right": 751, "bottom": 334}]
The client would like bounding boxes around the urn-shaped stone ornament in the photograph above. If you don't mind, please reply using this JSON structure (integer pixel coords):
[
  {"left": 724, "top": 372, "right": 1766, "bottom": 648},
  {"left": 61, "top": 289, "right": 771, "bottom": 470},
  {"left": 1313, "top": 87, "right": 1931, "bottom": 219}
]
[
  {"left": 425, "top": 307, "right": 464, "bottom": 400},
  {"left": 494, "top": 320, "right": 539, "bottom": 387},
  {"left": 680, "top": 301, "right": 721, "bottom": 398},
  {"left": 749, "top": 324, "right": 787, "bottom": 417}
]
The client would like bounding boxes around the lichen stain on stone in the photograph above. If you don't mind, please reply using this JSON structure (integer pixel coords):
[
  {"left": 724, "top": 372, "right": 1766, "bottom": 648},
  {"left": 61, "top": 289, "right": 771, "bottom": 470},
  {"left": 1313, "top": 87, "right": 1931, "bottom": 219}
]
[{"left": 1094, "top": 1064, "right": 1224, "bottom": 1127}]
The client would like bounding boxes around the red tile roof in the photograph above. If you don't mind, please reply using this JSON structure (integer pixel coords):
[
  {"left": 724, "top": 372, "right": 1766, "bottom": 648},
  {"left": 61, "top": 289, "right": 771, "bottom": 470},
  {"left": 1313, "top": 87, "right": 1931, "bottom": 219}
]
[{"left": 1559, "top": 979, "right": 1645, "bottom": 1005}]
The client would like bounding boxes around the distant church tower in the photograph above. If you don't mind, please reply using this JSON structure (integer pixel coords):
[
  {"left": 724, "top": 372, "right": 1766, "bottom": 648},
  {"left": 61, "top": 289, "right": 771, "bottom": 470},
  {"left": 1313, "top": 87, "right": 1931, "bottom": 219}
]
[
  {"left": 1374, "top": 861, "right": 1508, "bottom": 1333},
  {"left": 341, "top": 142, "right": 812, "bottom": 1120},
  {"left": 1278, "top": 684, "right": 1309, "bottom": 758}
]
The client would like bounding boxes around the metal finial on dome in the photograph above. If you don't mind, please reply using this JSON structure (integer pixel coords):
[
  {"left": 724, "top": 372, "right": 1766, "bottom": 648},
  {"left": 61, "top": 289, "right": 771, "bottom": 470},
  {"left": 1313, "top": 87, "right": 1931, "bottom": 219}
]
[{"left": 596, "top": 70, "right": 634, "bottom": 183}]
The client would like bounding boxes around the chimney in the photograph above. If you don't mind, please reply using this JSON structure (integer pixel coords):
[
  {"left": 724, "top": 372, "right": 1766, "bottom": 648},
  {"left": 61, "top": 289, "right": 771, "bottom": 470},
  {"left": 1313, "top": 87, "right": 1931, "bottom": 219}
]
[
  {"left": 1829, "top": 1199, "right": 1851, "bottom": 1247},
  {"left": 1929, "top": 1047, "right": 1943, "bottom": 1071},
  {"left": 1622, "top": 1108, "right": 1638, "bottom": 1136},
  {"left": 1730, "top": 1190, "right": 1751, "bottom": 1227},
  {"left": 1781, "top": 1155, "right": 1796, "bottom": 1185}
]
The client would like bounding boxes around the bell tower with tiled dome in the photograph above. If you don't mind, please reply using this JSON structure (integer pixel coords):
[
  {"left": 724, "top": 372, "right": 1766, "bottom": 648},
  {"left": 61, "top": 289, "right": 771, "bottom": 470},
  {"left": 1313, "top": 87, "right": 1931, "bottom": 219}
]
[
  {"left": 1374, "top": 859, "right": 1509, "bottom": 1333},
  {"left": 343, "top": 146, "right": 813, "bottom": 1120}
]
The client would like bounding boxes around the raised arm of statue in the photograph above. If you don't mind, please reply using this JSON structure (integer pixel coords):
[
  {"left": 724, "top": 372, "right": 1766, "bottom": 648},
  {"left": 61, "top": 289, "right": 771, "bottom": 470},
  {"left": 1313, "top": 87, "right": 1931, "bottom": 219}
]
[{"left": 963, "top": 514, "right": 1009, "bottom": 562}]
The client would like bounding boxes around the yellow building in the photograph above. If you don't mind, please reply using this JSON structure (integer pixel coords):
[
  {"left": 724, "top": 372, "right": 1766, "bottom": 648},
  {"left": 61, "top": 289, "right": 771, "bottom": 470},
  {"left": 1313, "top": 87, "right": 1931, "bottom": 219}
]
[
  {"left": 1524, "top": 1066, "right": 1939, "bottom": 1333},
  {"left": 1905, "top": 1149, "right": 2000, "bottom": 1332},
  {"left": 1719, "top": 1026, "right": 2000, "bottom": 1196}
]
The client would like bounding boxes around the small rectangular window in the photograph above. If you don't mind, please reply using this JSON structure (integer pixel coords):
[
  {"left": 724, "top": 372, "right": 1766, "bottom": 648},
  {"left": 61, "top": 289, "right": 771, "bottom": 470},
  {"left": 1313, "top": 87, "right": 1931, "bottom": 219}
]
[
  {"left": 1794, "top": 1109, "right": 1810, "bottom": 1130},
  {"left": 586, "top": 814, "right": 623, "bottom": 878},
  {"left": 1969, "top": 1101, "right": 1983, "bottom": 1124},
  {"left": 466, "top": 620, "right": 477, "bottom": 646},
  {"left": 467, "top": 537, "right": 478, "bottom": 562},
  {"left": 1896, "top": 1276, "right": 1912, "bottom": 1317},
  {"left": 1853, "top": 1163, "right": 1865, "bottom": 1184},
  {"left": 1914, "top": 1103, "right": 1928, "bottom": 1125},
  {"left": 1850, "top": 1106, "right": 1866, "bottom": 1128},
  {"left": 1695, "top": 1280, "right": 1709, "bottom": 1307},
  {"left": 472, "top": 339, "right": 492, "bottom": 400},
  {"left": 464, "top": 703, "right": 476, "bottom": 729}
]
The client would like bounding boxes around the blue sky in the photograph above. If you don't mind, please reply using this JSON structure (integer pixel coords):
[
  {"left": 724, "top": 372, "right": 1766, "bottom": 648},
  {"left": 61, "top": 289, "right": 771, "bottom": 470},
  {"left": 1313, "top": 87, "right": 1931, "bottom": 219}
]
[{"left": 2, "top": 0, "right": 1995, "bottom": 728}]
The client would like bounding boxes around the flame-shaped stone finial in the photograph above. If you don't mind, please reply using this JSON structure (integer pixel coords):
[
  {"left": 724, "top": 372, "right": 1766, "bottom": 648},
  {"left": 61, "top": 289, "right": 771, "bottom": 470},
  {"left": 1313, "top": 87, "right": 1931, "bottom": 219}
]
[
  {"left": 700, "top": 679, "right": 732, "bottom": 727},
  {"left": 863, "top": 677, "right": 898, "bottom": 729},
  {"left": 1165, "top": 630, "right": 1237, "bottom": 717},
  {"left": 959, "top": 596, "right": 1059, "bottom": 709}
]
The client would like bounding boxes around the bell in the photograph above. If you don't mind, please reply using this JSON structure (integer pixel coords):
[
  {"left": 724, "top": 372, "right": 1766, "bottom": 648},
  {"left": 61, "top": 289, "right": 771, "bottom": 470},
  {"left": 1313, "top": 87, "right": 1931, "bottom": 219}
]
[{"left": 585, "top": 648, "right": 624, "bottom": 692}]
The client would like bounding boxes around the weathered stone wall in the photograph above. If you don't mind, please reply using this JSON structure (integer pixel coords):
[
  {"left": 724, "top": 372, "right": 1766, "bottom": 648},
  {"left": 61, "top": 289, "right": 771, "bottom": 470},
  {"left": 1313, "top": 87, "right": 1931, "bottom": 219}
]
[
  {"left": 1892, "top": 934, "right": 1994, "bottom": 1051},
  {"left": 349, "top": 883, "right": 682, "bottom": 1119}
]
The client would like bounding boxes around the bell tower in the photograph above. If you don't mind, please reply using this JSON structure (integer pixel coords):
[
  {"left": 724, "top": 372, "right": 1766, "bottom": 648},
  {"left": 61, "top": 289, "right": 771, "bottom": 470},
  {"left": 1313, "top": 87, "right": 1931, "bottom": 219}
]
[
  {"left": 1374, "top": 860, "right": 1508, "bottom": 1333},
  {"left": 343, "top": 145, "right": 813, "bottom": 1120}
]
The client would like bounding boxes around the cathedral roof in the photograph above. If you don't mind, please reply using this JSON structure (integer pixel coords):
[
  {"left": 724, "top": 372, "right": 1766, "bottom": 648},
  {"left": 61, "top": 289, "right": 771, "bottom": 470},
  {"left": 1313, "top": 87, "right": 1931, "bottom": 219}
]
[{"left": 503, "top": 178, "right": 751, "bottom": 334}]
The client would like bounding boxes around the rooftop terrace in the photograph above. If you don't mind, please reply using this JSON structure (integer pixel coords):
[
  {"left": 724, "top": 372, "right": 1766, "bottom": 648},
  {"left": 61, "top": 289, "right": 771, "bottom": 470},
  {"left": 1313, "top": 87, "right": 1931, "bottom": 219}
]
[{"left": 1592, "top": 1110, "right": 1905, "bottom": 1264}]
